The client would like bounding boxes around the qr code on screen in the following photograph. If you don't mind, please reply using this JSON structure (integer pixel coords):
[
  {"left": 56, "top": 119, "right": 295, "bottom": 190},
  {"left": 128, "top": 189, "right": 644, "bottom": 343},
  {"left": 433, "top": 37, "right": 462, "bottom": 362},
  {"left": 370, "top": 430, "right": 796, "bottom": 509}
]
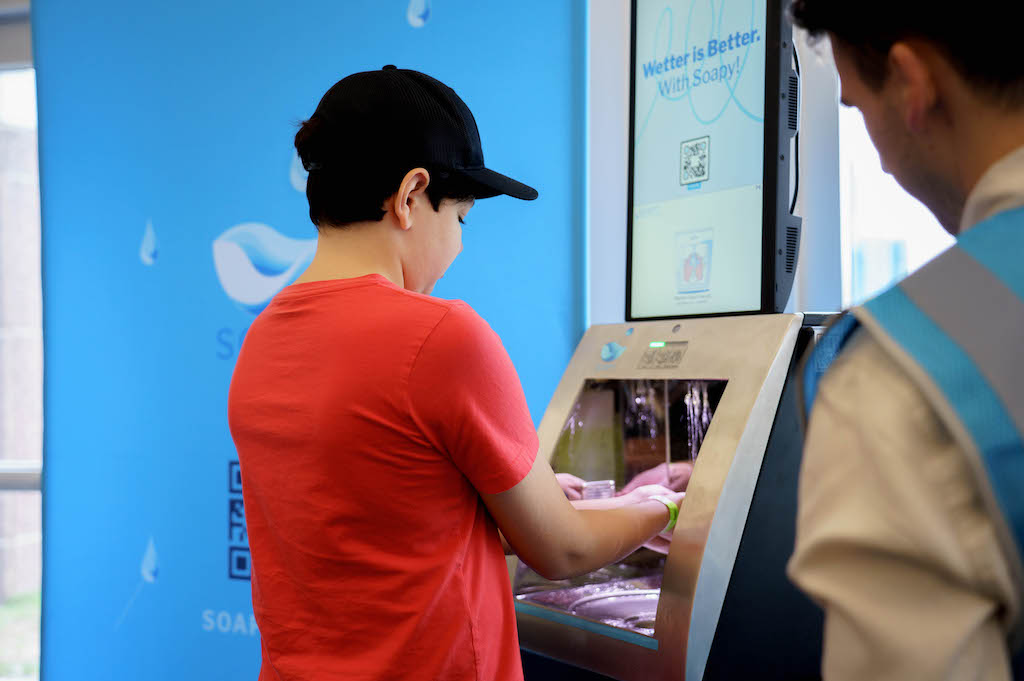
[{"left": 680, "top": 136, "right": 710, "bottom": 186}]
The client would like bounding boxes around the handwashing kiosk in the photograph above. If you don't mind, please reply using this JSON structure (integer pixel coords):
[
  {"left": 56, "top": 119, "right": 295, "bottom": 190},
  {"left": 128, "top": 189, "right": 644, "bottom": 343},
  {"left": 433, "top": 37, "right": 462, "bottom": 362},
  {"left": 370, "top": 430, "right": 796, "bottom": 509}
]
[{"left": 514, "top": 1, "right": 825, "bottom": 679}]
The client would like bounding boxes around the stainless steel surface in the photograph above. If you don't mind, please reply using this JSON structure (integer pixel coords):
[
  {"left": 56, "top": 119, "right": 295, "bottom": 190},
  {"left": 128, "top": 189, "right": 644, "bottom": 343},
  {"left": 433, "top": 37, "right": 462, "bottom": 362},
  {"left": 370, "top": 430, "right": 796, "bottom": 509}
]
[
  {"left": 683, "top": 315, "right": 802, "bottom": 681},
  {"left": 570, "top": 590, "right": 661, "bottom": 635},
  {"left": 515, "top": 314, "right": 802, "bottom": 681}
]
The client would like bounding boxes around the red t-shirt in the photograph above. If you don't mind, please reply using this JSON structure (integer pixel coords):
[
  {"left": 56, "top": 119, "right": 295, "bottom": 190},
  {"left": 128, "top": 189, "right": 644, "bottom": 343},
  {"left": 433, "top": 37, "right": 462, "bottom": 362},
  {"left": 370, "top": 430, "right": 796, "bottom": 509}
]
[{"left": 228, "top": 274, "right": 538, "bottom": 681}]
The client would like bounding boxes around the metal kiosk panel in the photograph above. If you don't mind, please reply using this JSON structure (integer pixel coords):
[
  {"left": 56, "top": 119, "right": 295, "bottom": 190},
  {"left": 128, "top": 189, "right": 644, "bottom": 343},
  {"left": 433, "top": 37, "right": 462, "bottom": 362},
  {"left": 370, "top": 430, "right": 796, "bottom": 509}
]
[{"left": 514, "top": 314, "right": 805, "bottom": 680}]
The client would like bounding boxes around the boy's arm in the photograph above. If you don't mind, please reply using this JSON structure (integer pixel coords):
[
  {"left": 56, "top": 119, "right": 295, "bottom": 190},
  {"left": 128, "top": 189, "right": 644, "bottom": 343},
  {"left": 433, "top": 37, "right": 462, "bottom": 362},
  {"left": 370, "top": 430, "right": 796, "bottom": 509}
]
[
  {"left": 483, "top": 455, "right": 682, "bottom": 580},
  {"left": 499, "top": 481, "right": 680, "bottom": 555}
]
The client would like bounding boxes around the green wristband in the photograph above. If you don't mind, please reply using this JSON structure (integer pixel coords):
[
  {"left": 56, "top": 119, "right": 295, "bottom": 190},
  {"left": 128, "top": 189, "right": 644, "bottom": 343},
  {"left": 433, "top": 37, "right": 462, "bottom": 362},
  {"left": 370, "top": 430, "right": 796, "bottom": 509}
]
[{"left": 651, "top": 495, "right": 679, "bottom": 533}]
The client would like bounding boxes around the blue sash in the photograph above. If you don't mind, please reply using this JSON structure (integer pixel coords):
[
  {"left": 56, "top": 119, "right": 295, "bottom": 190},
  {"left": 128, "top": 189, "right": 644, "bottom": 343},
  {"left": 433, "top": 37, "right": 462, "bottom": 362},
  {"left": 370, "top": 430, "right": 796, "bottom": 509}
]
[{"left": 802, "top": 204, "right": 1024, "bottom": 654}]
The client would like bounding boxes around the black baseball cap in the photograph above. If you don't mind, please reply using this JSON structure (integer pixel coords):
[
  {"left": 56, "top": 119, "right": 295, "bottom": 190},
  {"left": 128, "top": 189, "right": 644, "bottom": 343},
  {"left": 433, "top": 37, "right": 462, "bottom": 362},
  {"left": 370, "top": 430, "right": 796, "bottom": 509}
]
[{"left": 302, "top": 65, "right": 538, "bottom": 201}]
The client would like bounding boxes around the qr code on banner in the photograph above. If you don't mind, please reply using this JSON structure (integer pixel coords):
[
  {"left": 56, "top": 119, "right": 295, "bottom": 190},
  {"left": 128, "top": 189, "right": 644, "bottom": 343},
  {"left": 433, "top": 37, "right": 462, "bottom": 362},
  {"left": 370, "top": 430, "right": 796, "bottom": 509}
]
[{"left": 680, "top": 136, "right": 710, "bottom": 186}]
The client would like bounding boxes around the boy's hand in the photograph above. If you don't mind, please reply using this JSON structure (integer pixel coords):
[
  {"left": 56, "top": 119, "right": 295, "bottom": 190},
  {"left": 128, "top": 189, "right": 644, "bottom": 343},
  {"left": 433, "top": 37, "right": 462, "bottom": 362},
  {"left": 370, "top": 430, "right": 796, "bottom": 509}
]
[
  {"left": 617, "top": 483, "right": 677, "bottom": 505},
  {"left": 625, "top": 486, "right": 685, "bottom": 554},
  {"left": 619, "top": 462, "right": 693, "bottom": 496},
  {"left": 554, "top": 472, "right": 586, "bottom": 500}
]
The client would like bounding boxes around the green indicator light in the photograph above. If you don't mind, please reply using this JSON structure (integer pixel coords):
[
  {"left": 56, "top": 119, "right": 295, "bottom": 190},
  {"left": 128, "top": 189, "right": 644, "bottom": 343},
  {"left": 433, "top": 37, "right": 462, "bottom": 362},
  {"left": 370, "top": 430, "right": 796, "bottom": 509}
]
[{"left": 649, "top": 341, "right": 666, "bottom": 348}]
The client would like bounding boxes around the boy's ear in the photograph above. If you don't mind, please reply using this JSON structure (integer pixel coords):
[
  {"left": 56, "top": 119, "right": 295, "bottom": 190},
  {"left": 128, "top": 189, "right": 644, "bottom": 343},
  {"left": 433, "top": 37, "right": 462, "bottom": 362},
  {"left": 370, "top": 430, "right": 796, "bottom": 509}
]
[{"left": 392, "top": 168, "right": 431, "bottom": 231}]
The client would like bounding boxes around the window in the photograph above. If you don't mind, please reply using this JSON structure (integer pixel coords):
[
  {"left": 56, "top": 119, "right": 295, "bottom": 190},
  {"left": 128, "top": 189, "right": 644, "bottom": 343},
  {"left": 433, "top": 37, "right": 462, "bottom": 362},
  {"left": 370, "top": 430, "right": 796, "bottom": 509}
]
[
  {"left": 0, "top": 66, "right": 42, "bottom": 681},
  {"left": 839, "top": 106, "right": 954, "bottom": 307}
]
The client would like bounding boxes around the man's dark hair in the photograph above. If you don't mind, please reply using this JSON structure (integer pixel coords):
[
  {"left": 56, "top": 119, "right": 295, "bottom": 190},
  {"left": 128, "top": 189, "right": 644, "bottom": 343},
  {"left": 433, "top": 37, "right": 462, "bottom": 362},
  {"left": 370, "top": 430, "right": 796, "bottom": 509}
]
[
  {"left": 294, "top": 115, "right": 476, "bottom": 228},
  {"left": 790, "top": 0, "right": 1024, "bottom": 106}
]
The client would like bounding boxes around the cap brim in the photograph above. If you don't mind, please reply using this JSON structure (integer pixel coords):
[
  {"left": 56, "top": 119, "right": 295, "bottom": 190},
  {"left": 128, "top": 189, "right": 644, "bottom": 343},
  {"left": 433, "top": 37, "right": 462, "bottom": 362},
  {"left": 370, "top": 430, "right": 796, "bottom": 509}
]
[{"left": 457, "top": 167, "right": 539, "bottom": 201}]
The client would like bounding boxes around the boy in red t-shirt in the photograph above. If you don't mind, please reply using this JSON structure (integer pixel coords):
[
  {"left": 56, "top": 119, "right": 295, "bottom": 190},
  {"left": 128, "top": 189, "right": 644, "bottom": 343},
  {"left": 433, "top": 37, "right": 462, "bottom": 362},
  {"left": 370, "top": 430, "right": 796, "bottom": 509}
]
[{"left": 228, "top": 66, "right": 683, "bottom": 681}]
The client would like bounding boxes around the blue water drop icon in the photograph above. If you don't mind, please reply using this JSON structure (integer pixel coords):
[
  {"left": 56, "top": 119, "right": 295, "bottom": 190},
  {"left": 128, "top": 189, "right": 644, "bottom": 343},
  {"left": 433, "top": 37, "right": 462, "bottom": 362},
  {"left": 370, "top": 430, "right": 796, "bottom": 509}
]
[
  {"left": 407, "top": 0, "right": 430, "bottom": 28},
  {"left": 601, "top": 342, "right": 626, "bottom": 362},
  {"left": 626, "top": 328, "right": 634, "bottom": 336},
  {"left": 141, "top": 537, "right": 159, "bottom": 583},
  {"left": 290, "top": 151, "right": 308, "bottom": 193},
  {"left": 139, "top": 220, "right": 158, "bottom": 266}
]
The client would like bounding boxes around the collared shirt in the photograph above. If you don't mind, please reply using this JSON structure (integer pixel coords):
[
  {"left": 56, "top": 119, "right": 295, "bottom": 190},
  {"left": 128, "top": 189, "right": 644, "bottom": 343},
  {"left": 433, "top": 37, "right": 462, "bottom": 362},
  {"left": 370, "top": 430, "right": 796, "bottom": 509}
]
[
  {"left": 961, "top": 146, "right": 1024, "bottom": 232},
  {"left": 788, "top": 145, "right": 1024, "bottom": 681}
]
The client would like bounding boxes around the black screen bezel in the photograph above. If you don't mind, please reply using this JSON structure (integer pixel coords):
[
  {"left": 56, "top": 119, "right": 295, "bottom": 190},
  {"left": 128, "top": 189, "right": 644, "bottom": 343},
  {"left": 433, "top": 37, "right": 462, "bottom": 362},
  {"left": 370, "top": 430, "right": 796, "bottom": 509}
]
[{"left": 625, "top": 0, "right": 784, "bottom": 322}]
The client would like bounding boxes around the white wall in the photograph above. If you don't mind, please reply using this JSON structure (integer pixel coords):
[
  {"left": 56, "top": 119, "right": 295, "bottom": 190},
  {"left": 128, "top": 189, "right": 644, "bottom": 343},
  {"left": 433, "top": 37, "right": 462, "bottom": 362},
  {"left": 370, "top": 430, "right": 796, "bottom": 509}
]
[
  {"left": 587, "top": 0, "right": 630, "bottom": 325},
  {"left": 587, "top": 2, "right": 841, "bottom": 324}
]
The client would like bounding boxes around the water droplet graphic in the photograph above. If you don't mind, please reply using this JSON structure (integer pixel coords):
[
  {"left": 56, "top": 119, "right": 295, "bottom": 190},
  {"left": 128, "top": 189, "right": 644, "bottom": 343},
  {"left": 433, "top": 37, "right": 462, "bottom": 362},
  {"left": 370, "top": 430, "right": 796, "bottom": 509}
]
[
  {"left": 140, "top": 220, "right": 158, "bottom": 265},
  {"left": 212, "top": 223, "right": 317, "bottom": 315},
  {"left": 626, "top": 328, "right": 634, "bottom": 336},
  {"left": 290, "top": 152, "right": 308, "bottom": 193},
  {"left": 407, "top": 0, "right": 430, "bottom": 27},
  {"left": 141, "top": 537, "right": 159, "bottom": 583},
  {"left": 601, "top": 342, "right": 626, "bottom": 362},
  {"left": 115, "top": 536, "right": 158, "bottom": 629}
]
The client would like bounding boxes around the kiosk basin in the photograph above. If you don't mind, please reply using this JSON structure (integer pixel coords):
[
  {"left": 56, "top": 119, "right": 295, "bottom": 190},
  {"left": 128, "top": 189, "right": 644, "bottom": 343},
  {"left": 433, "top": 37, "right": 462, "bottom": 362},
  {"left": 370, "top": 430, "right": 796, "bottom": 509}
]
[{"left": 569, "top": 589, "right": 660, "bottom": 635}]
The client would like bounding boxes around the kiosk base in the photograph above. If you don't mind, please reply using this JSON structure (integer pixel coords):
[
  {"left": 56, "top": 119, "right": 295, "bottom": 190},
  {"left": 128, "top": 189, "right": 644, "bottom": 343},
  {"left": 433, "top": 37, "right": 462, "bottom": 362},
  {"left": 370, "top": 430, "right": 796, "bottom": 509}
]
[{"left": 522, "top": 650, "right": 614, "bottom": 681}]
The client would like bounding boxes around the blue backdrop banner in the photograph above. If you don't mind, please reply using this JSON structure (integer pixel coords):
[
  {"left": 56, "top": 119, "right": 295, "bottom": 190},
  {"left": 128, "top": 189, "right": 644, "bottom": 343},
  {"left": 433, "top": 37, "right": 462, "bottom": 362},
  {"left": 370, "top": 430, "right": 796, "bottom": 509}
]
[{"left": 33, "top": 1, "right": 586, "bottom": 677}]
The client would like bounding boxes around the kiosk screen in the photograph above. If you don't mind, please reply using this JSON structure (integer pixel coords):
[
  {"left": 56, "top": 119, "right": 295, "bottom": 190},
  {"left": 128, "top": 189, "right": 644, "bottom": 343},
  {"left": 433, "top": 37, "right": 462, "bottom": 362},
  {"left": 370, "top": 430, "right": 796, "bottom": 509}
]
[{"left": 629, "top": 0, "right": 768, "bottom": 318}]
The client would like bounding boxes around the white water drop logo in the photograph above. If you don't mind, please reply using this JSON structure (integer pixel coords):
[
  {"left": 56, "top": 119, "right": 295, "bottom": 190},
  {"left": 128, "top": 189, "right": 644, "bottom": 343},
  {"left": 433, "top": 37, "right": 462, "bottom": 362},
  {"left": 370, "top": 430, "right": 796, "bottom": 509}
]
[
  {"left": 289, "top": 151, "right": 308, "bottom": 193},
  {"left": 141, "top": 537, "right": 159, "bottom": 582},
  {"left": 407, "top": 0, "right": 431, "bottom": 28},
  {"left": 140, "top": 220, "right": 158, "bottom": 265},
  {"left": 212, "top": 223, "right": 317, "bottom": 315},
  {"left": 114, "top": 537, "right": 159, "bottom": 630}
]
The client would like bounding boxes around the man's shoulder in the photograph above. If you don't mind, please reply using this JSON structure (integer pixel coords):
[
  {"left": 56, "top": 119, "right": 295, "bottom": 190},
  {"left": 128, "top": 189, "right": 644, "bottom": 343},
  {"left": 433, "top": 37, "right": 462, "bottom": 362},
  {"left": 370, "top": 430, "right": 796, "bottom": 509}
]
[
  {"left": 816, "top": 327, "right": 950, "bottom": 437},
  {"left": 824, "top": 328, "right": 901, "bottom": 390}
]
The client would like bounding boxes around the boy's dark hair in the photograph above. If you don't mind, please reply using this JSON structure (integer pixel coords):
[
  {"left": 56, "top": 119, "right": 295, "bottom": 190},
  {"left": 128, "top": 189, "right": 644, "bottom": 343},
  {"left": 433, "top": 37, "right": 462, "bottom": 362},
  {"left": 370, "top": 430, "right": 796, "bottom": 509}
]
[
  {"left": 790, "top": 0, "right": 1024, "bottom": 107},
  {"left": 295, "top": 115, "right": 476, "bottom": 228}
]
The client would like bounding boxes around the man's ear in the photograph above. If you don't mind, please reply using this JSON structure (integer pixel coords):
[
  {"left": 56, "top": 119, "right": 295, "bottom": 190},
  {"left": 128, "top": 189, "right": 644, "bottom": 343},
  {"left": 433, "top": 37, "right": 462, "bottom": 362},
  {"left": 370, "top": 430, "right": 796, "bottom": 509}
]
[
  {"left": 390, "top": 168, "right": 431, "bottom": 231},
  {"left": 888, "top": 42, "right": 938, "bottom": 133}
]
